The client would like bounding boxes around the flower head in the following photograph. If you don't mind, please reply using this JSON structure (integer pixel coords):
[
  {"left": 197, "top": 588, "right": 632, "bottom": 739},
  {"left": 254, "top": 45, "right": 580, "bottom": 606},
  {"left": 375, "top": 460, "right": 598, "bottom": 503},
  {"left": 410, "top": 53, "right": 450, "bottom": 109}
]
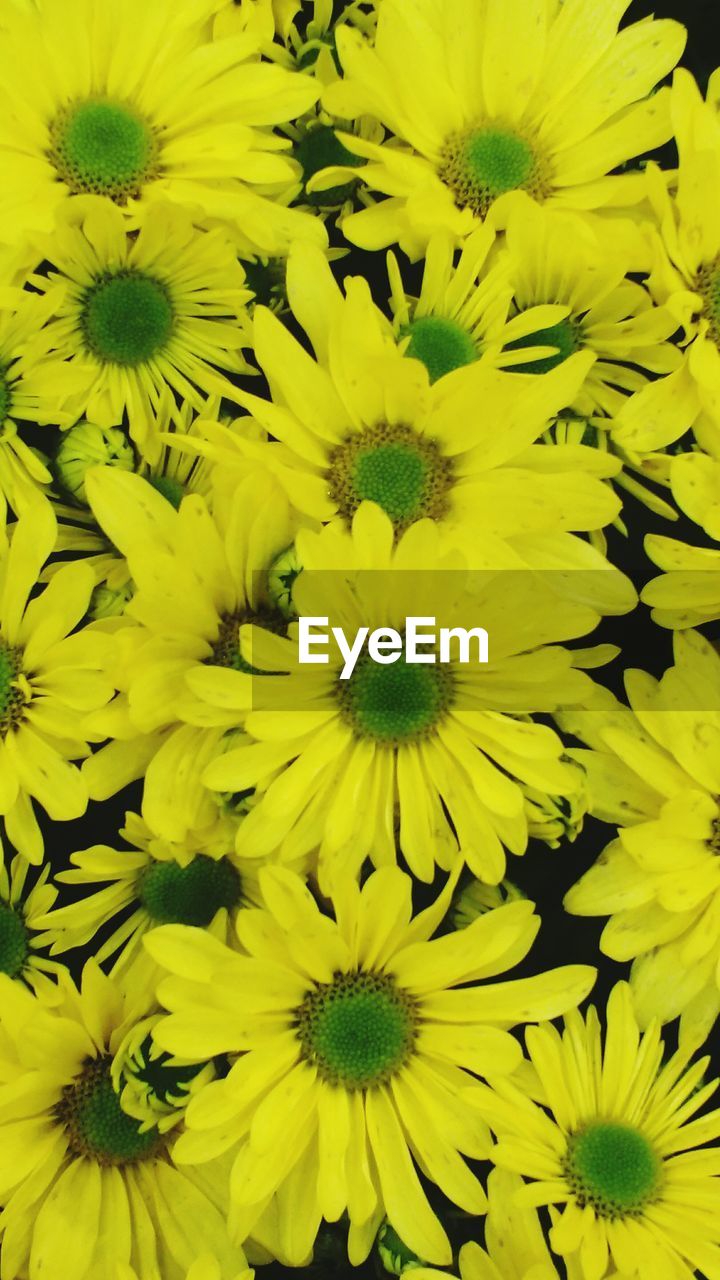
[
  {"left": 0, "top": 0, "right": 325, "bottom": 256},
  {"left": 22, "top": 199, "right": 254, "bottom": 460},
  {"left": 321, "top": 0, "right": 685, "bottom": 257},
  {"left": 200, "top": 502, "right": 607, "bottom": 886},
  {"left": 0, "top": 962, "right": 248, "bottom": 1280},
  {"left": 146, "top": 863, "right": 595, "bottom": 1266},
  {"left": 467, "top": 982, "right": 720, "bottom": 1280}
]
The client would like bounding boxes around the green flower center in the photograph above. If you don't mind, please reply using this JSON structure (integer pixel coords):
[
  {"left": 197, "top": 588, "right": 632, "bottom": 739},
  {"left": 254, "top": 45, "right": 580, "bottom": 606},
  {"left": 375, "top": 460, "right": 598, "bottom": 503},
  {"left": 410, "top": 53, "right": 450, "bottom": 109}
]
[
  {"left": 564, "top": 1122, "right": 662, "bottom": 1218},
  {"left": 139, "top": 855, "right": 242, "bottom": 927},
  {"left": 328, "top": 423, "right": 453, "bottom": 532},
  {"left": 57, "top": 1056, "right": 161, "bottom": 1166},
  {"left": 505, "top": 317, "right": 582, "bottom": 375},
  {"left": 294, "top": 124, "right": 363, "bottom": 207},
  {"left": 0, "top": 640, "right": 25, "bottom": 738},
  {"left": 0, "top": 369, "right": 11, "bottom": 423},
  {"left": 440, "top": 125, "right": 542, "bottom": 216},
  {"left": 402, "top": 316, "right": 478, "bottom": 384},
  {"left": 339, "top": 654, "right": 454, "bottom": 746},
  {"left": 0, "top": 904, "right": 29, "bottom": 978},
  {"left": 48, "top": 98, "right": 160, "bottom": 201},
  {"left": 297, "top": 971, "right": 416, "bottom": 1090},
  {"left": 148, "top": 474, "right": 186, "bottom": 509},
  {"left": 697, "top": 259, "right": 720, "bottom": 343},
  {"left": 81, "top": 270, "right": 174, "bottom": 367}
]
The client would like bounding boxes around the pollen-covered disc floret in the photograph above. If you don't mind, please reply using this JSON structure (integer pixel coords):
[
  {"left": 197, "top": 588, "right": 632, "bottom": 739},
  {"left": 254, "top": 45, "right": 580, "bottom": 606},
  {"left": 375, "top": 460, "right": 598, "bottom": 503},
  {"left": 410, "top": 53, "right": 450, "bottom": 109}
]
[
  {"left": 56, "top": 1055, "right": 162, "bottom": 1166},
  {"left": 48, "top": 98, "right": 160, "bottom": 201},
  {"left": 697, "top": 257, "right": 720, "bottom": 344},
  {"left": 0, "top": 904, "right": 29, "bottom": 978},
  {"left": 139, "top": 855, "right": 242, "bottom": 928},
  {"left": 81, "top": 270, "right": 175, "bottom": 366},
  {"left": 403, "top": 315, "right": 478, "bottom": 383},
  {"left": 339, "top": 653, "right": 454, "bottom": 746},
  {"left": 328, "top": 422, "right": 453, "bottom": 530},
  {"left": 439, "top": 124, "right": 546, "bottom": 217},
  {"left": 0, "top": 369, "right": 11, "bottom": 423},
  {"left": 296, "top": 970, "right": 417, "bottom": 1090},
  {"left": 0, "top": 640, "right": 26, "bottom": 737},
  {"left": 208, "top": 608, "right": 286, "bottom": 675},
  {"left": 563, "top": 1122, "right": 662, "bottom": 1218},
  {"left": 505, "top": 317, "right": 583, "bottom": 376}
]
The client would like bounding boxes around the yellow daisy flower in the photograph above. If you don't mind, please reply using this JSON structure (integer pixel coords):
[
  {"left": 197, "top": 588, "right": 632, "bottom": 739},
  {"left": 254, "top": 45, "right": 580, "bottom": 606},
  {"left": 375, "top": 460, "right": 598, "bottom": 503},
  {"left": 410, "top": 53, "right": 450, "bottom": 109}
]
[
  {"left": 81, "top": 464, "right": 297, "bottom": 842},
  {"left": 33, "top": 811, "right": 256, "bottom": 992},
  {"left": 467, "top": 982, "right": 720, "bottom": 1280},
  {"left": 146, "top": 863, "right": 596, "bottom": 1266},
  {"left": 199, "top": 241, "right": 636, "bottom": 603},
  {"left": 0, "top": 500, "right": 113, "bottom": 863},
  {"left": 558, "top": 630, "right": 720, "bottom": 1045},
  {"left": 0, "top": 840, "right": 60, "bottom": 987},
  {"left": 0, "top": 292, "right": 93, "bottom": 513},
  {"left": 643, "top": 450, "right": 720, "bottom": 627},
  {"left": 320, "top": 0, "right": 685, "bottom": 257},
  {"left": 0, "top": 0, "right": 325, "bottom": 256},
  {"left": 200, "top": 502, "right": 605, "bottom": 886},
  {"left": 21, "top": 198, "right": 253, "bottom": 461},
  {"left": 646, "top": 69, "right": 720, "bottom": 446},
  {"left": 0, "top": 963, "right": 245, "bottom": 1280}
]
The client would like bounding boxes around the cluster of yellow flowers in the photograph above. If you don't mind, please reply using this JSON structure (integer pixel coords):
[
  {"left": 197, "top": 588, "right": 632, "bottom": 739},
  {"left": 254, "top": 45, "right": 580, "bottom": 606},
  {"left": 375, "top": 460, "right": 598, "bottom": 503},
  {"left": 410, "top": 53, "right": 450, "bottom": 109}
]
[{"left": 1, "top": 1, "right": 720, "bottom": 1278}]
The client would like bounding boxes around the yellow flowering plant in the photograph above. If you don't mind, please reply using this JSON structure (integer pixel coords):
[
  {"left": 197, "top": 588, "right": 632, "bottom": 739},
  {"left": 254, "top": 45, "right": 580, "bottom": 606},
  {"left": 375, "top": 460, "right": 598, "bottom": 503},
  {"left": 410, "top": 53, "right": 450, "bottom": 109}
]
[{"left": 1, "top": 1, "right": 719, "bottom": 1278}]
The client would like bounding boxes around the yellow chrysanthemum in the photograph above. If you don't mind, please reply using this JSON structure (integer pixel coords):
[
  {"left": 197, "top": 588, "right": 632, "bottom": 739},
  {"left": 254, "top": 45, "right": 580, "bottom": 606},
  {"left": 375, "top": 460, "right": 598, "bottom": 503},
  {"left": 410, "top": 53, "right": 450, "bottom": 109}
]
[
  {"left": 0, "top": 840, "right": 59, "bottom": 987},
  {"left": 467, "top": 982, "right": 720, "bottom": 1280},
  {"left": 146, "top": 863, "right": 595, "bottom": 1266},
  {"left": 0, "top": 963, "right": 247, "bottom": 1280},
  {"left": 20, "top": 199, "right": 253, "bottom": 461},
  {"left": 0, "top": 500, "right": 113, "bottom": 863},
  {"left": 320, "top": 0, "right": 685, "bottom": 258},
  {"left": 0, "top": 292, "right": 94, "bottom": 513},
  {"left": 33, "top": 811, "right": 260, "bottom": 992},
  {"left": 192, "top": 242, "right": 638, "bottom": 604},
  {"left": 643, "top": 450, "right": 720, "bottom": 627},
  {"left": 0, "top": 0, "right": 325, "bottom": 256},
  {"left": 646, "top": 69, "right": 720, "bottom": 447},
  {"left": 558, "top": 630, "right": 720, "bottom": 1044},
  {"left": 410, "top": 1169, "right": 623, "bottom": 1280},
  {"left": 199, "top": 502, "right": 610, "bottom": 886},
  {"left": 80, "top": 464, "right": 297, "bottom": 842}
]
